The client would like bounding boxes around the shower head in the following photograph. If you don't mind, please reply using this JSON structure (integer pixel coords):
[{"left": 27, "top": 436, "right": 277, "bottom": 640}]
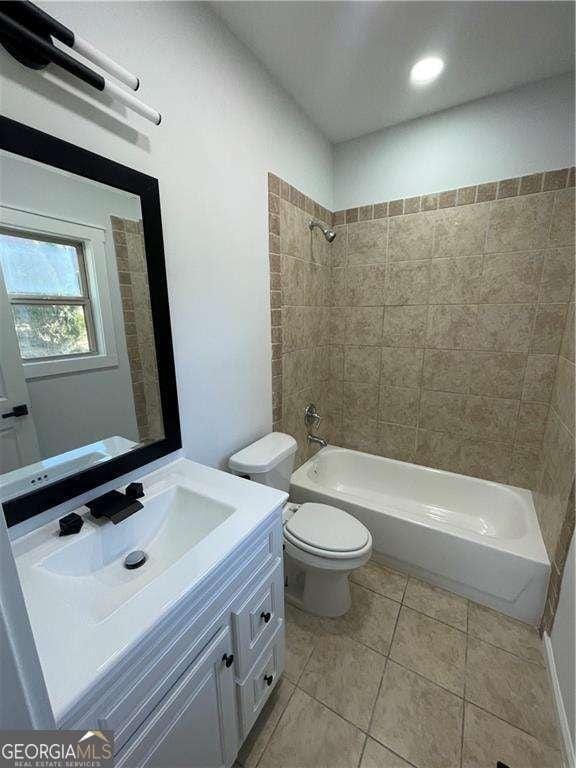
[{"left": 308, "top": 219, "right": 337, "bottom": 243}]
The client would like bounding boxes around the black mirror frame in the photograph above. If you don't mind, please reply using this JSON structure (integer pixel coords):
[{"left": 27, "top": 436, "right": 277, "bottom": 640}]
[{"left": 0, "top": 116, "right": 182, "bottom": 527}]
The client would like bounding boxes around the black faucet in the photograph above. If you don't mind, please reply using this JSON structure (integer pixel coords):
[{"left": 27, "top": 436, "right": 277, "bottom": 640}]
[{"left": 86, "top": 482, "right": 145, "bottom": 525}]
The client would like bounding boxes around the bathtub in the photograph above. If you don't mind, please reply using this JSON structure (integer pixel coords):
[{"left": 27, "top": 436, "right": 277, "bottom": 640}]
[{"left": 290, "top": 446, "right": 550, "bottom": 624}]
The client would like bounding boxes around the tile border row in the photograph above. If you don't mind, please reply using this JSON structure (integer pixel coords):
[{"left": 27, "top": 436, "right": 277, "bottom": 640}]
[{"left": 332, "top": 166, "right": 575, "bottom": 224}]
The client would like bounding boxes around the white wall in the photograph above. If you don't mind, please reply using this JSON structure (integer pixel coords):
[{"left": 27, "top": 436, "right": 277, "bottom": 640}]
[
  {"left": 0, "top": 1, "right": 333, "bottom": 472},
  {"left": 334, "top": 74, "right": 575, "bottom": 209},
  {"left": 551, "top": 535, "right": 575, "bottom": 754},
  {"left": 2, "top": 154, "right": 139, "bottom": 458}
]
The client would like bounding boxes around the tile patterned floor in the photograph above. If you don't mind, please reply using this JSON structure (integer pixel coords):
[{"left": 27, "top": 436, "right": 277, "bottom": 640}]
[{"left": 236, "top": 560, "right": 564, "bottom": 768}]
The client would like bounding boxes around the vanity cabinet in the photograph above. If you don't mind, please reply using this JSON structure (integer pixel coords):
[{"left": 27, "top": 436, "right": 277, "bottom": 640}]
[
  {"left": 60, "top": 513, "right": 285, "bottom": 768},
  {"left": 116, "top": 626, "right": 238, "bottom": 768}
]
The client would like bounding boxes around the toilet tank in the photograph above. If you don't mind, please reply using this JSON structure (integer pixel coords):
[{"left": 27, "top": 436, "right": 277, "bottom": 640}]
[{"left": 228, "top": 432, "right": 297, "bottom": 492}]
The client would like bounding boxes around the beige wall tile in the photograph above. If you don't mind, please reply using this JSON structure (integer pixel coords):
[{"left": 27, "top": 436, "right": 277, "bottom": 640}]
[
  {"left": 330, "top": 267, "right": 348, "bottom": 307},
  {"left": 464, "top": 395, "right": 519, "bottom": 442},
  {"left": 516, "top": 401, "right": 549, "bottom": 443},
  {"left": 561, "top": 302, "right": 575, "bottom": 362},
  {"left": 497, "top": 177, "right": 520, "bottom": 198},
  {"left": 282, "top": 255, "right": 307, "bottom": 306},
  {"left": 509, "top": 444, "right": 542, "bottom": 490},
  {"left": 415, "top": 429, "right": 461, "bottom": 473},
  {"left": 340, "top": 417, "right": 379, "bottom": 453},
  {"left": 486, "top": 192, "right": 555, "bottom": 252},
  {"left": 468, "top": 352, "right": 526, "bottom": 399},
  {"left": 543, "top": 169, "right": 569, "bottom": 190},
  {"left": 381, "top": 347, "right": 424, "bottom": 388},
  {"left": 540, "top": 248, "right": 575, "bottom": 303},
  {"left": 429, "top": 256, "right": 483, "bottom": 304},
  {"left": 348, "top": 265, "right": 386, "bottom": 305},
  {"left": 531, "top": 304, "right": 568, "bottom": 354},
  {"left": 458, "top": 186, "right": 477, "bottom": 205},
  {"left": 522, "top": 354, "right": 558, "bottom": 402},
  {"left": 476, "top": 182, "right": 497, "bottom": 202},
  {"left": 552, "top": 354, "right": 575, "bottom": 433},
  {"left": 280, "top": 199, "right": 311, "bottom": 259},
  {"left": 377, "top": 422, "right": 417, "bottom": 462},
  {"left": 379, "top": 385, "right": 419, "bottom": 426},
  {"left": 427, "top": 305, "right": 478, "bottom": 349},
  {"left": 342, "top": 380, "right": 379, "bottom": 420},
  {"left": 329, "top": 346, "right": 344, "bottom": 379},
  {"left": 423, "top": 349, "right": 470, "bottom": 393},
  {"left": 347, "top": 220, "right": 388, "bottom": 264},
  {"left": 385, "top": 261, "right": 431, "bottom": 305},
  {"left": 344, "top": 347, "right": 381, "bottom": 383},
  {"left": 481, "top": 251, "right": 544, "bottom": 303},
  {"left": 382, "top": 305, "right": 428, "bottom": 347},
  {"left": 389, "top": 212, "right": 435, "bottom": 261},
  {"left": 438, "top": 189, "right": 457, "bottom": 208},
  {"left": 404, "top": 196, "right": 421, "bottom": 214},
  {"left": 519, "top": 173, "right": 543, "bottom": 196},
  {"left": 475, "top": 304, "right": 534, "bottom": 351},
  {"left": 419, "top": 390, "right": 468, "bottom": 434},
  {"left": 434, "top": 203, "right": 490, "bottom": 258},
  {"left": 345, "top": 306, "right": 384, "bottom": 345},
  {"left": 330, "top": 225, "right": 347, "bottom": 267},
  {"left": 550, "top": 188, "right": 575, "bottom": 245}
]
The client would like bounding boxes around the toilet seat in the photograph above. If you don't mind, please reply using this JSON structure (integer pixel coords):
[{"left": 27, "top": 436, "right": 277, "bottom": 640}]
[{"left": 284, "top": 502, "right": 372, "bottom": 560}]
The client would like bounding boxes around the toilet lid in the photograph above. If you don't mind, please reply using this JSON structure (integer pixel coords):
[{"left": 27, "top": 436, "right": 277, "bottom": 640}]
[{"left": 285, "top": 503, "right": 369, "bottom": 553}]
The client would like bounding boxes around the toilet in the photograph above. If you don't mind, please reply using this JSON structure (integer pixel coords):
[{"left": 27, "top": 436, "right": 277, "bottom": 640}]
[{"left": 229, "top": 432, "right": 372, "bottom": 617}]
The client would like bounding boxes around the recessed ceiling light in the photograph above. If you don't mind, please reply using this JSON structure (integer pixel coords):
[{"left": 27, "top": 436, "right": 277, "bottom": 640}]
[{"left": 410, "top": 56, "right": 445, "bottom": 85}]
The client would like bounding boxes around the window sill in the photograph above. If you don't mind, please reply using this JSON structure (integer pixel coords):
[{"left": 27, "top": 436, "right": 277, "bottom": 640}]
[{"left": 23, "top": 353, "right": 119, "bottom": 379}]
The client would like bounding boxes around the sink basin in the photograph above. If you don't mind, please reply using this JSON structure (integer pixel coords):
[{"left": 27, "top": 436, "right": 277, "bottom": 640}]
[{"left": 37, "top": 485, "right": 235, "bottom": 622}]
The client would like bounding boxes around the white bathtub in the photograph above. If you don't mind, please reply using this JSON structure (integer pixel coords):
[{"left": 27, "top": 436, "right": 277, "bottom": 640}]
[{"left": 290, "top": 446, "right": 550, "bottom": 624}]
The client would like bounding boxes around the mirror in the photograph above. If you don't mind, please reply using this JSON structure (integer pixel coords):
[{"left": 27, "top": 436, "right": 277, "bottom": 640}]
[{"left": 0, "top": 118, "right": 180, "bottom": 526}]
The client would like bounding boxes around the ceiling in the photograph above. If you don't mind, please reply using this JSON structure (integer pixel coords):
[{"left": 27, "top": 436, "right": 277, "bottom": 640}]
[{"left": 212, "top": 1, "right": 575, "bottom": 143}]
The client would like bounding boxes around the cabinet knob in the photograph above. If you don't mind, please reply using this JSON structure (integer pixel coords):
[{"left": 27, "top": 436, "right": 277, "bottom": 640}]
[
  {"left": 264, "top": 674, "right": 274, "bottom": 687},
  {"left": 222, "top": 653, "right": 234, "bottom": 668},
  {"left": 260, "top": 611, "right": 271, "bottom": 623}
]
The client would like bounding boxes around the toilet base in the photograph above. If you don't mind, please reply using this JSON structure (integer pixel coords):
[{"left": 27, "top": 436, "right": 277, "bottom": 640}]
[
  {"left": 284, "top": 548, "right": 368, "bottom": 617},
  {"left": 303, "top": 567, "right": 352, "bottom": 617}
]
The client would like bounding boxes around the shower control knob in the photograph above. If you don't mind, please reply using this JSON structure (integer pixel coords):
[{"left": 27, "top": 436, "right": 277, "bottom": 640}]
[
  {"left": 222, "top": 653, "right": 234, "bottom": 668},
  {"left": 264, "top": 674, "right": 274, "bottom": 687},
  {"left": 260, "top": 611, "right": 271, "bottom": 623}
]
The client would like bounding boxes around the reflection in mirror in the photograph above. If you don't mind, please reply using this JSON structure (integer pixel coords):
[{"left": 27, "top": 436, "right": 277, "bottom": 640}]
[{"left": 0, "top": 151, "right": 164, "bottom": 503}]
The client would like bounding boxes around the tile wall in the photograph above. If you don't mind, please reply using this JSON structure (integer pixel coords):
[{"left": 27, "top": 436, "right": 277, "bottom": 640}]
[
  {"left": 111, "top": 216, "right": 163, "bottom": 443},
  {"left": 267, "top": 170, "right": 574, "bottom": 628}
]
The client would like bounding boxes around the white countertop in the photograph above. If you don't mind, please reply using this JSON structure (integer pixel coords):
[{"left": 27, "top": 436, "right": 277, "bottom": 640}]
[{"left": 12, "top": 458, "right": 286, "bottom": 722}]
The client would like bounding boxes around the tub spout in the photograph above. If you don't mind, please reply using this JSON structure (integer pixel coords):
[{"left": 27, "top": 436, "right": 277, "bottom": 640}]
[{"left": 308, "top": 434, "right": 328, "bottom": 448}]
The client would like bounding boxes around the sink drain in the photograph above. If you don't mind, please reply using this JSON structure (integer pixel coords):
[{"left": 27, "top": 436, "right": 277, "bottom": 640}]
[{"left": 124, "top": 550, "right": 147, "bottom": 570}]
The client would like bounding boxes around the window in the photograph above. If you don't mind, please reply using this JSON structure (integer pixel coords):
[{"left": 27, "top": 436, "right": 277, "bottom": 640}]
[{"left": 0, "top": 229, "right": 97, "bottom": 361}]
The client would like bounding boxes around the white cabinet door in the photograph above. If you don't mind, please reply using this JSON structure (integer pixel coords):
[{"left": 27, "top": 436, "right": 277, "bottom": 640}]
[{"left": 116, "top": 625, "right": 239, "bottom": 768}]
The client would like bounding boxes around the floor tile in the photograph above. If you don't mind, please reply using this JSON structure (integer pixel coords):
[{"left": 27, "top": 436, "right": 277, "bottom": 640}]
[
  {"left": 466, "top": 637, "right": 559, "bottom": 748},
  {"left": 351, "top": 560, "right": 407, "bottom": 602},
  {"left": 403, "top": 577, "right": 468, "bottom": 631},
  {"left": 468, "top": 601, "right": 544, "bottom": 665},
  {"left": 299, "top": 634, "right": 386, "bottom": 730},
  {"left": 258, "top": 688, "right": 365, "bottom": 768},
  {"left": 462, "top": 702, "right": 563, "bottom": 768},
  {"left": 284, "top": 604, "right": 323, "bottom": 683},
  {"left": 360, "top": 737, "right": 415, "bottom": 768},
  {"left": 322, "top": 583, "right": 400, "bottom": 655},
  {"left": 370, "top": 660, "right": 463, "bottom": 768},
  {"left": 237, "top": 678, "right": 294, "bottom": 768},
  {"left": 390, "top": 606, "right": 466, "bottom": 695}
]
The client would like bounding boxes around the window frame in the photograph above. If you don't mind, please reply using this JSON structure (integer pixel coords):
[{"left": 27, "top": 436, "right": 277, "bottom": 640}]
[
  {"left": 0, "top": 206, "right": 120, "bottom": 379},
  {"left": 0, "top": 227, "right": 99, "bottom": 362}
]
